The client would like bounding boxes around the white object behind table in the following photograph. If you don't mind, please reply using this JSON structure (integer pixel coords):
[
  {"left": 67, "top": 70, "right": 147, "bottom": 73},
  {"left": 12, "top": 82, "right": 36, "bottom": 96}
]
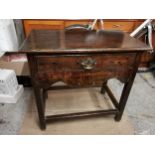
[
  {"left": 0, "top": 69, "right": 23, "bottom": 103},
  {"left": 0, "top": 20, "right": 23, "bottom": 103},
  {"left": 0, "top": 19, "right": 18, "bottom": 57}
]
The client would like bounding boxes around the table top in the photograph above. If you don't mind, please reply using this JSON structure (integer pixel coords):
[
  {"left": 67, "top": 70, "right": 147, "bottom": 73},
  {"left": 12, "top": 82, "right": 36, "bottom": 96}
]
[{"left": 19, "top": 29, "right": 151, "bottom": 53}]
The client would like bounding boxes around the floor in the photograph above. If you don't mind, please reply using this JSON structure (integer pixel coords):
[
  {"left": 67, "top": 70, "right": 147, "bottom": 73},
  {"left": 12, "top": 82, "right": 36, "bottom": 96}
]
[
  {"left": 0, "top": 88, "right": 32, "bottom": 135},
  {"left": 109, "top": 72, "right": 155, "bottom": 134},
  {"left": 20, "top": 87, "right": 134, "bottom": 135},
  {"left": 0, "top": 72, "right": 155, "bottom": 135}
]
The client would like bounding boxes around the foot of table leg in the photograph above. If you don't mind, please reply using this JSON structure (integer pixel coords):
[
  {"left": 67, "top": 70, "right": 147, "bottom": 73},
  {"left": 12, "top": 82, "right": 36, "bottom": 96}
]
[
  {"left": 33, "top": 87, "right": 46, "bottom": 130},
  {"left": 114, "top": 114, "right": 122, "bottom": 121},
  {"left": 114, "top": 81, "right": 133, "bottom": 121},
  {"left": 115, "top": 75, "right": 137, "bottom": 121}
]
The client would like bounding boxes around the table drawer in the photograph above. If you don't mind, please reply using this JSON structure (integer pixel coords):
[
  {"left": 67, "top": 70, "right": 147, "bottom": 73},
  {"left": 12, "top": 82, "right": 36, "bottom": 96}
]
[
  {"left": 32, "top": 53, "right": 136, "bottom": 86},
  {"left": 36, "top": 54, "right": 136, "bottom": 72},
  {"left": 104, "top": 21, "right": 136, "bottom": 32}
]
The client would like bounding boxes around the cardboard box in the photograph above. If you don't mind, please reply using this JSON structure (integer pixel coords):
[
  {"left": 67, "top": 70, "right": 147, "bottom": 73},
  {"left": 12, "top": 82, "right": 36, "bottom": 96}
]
[{"left": 0, "top": 56, "right": 30, "bottom": 76}]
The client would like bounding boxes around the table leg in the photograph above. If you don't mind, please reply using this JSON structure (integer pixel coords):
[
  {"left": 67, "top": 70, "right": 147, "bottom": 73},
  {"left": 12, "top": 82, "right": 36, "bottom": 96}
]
[
  {"left": 115, "top": 53, "right": 141, "bottom": 121},
  {"left": 33, "top": 87, "right": 46, "bottom": 130},
  {"left": 100, "top": 81, "right": 108, "bottom": 94},
  {"left": 43, "top": 90, "right": 48, "bottom": 100},
  {"left": 114, "top": 80, "right": 134, "bottom": 121},
  {"left": 43, "top": 89, "right": 48, "bottom": 110}
]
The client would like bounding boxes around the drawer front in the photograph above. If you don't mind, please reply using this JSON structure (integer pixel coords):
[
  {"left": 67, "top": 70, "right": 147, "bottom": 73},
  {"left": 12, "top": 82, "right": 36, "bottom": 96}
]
[
  {"left": 36, "top": 54, "right": 135, "bottom": 72},
  {"left": 23, "top": 20, "right": 65, "bottom": 37},
  {"left": 104, "top": 21, "right": 135, "bottom": 32},
  {"left": 65, "top": 21, "right": 136, "bottom": 32},
  {"left": 33, "top": 54, "right": 136, "bottom": 86}
]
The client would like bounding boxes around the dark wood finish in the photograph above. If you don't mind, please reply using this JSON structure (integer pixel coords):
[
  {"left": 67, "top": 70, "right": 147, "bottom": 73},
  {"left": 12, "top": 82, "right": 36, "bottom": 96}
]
[
  {"left": 20, "top": 29, "right": 151, "bottom": 130},
  {"left": 104, "top": 85, "right": 119, "bottom": 109},
  {"left": 23, "top": 19, "right": 155, "bottom": 66},
  {"left": 115, "top": 53, "right": 142, "bottom": 121},
  {"left": 45, "top": 109, "right": 119, "bottom": 123},
  {"left": 16, "top": 76, "right": 32, "bottom": 87},
  {"left": 33, "top": 87, "right": 46, "bottom": 129},
  {"left": 20, "top": 29, "right": 150, "bottom": 53},
  {"left": 34, "top": 53, "right": 136, "bottom": 87}
]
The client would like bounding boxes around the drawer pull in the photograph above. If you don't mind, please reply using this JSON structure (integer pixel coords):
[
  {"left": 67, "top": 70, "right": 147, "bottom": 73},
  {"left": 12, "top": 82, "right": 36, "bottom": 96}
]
[
  {"left": 112, "top": 24, "right": 122, "bottom": 28},
  {"left": 80, "top": 58, "right": 96, "bottom": 70}
]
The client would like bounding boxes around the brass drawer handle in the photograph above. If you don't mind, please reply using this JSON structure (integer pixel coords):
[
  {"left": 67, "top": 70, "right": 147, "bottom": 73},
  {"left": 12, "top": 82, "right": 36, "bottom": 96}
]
[
  {"left": 112, "top": 24, "right": 122, "bottom": 28},
  {"left": 80, "top": 58, "right": 96, "bottom": 70}
]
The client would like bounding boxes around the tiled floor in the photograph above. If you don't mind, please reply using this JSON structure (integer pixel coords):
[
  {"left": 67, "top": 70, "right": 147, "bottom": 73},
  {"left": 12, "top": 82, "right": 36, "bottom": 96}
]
[
  {"left": 0, "top": 72, "right": 155, "bottom": 134},
  {"left": 108, "top": 72, "right": 155, "bottom": 134},
  {"left": 20, "top": 88, "right": 134, "bottom": 135},
  {"left": 0, "top": 88, "right": 32, "bottom": 135}
]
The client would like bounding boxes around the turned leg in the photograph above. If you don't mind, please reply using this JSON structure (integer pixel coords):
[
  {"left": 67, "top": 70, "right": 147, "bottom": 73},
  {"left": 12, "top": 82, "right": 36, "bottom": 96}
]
[
  {"left": 100, "top": 81, "right": 108, "bottom": 94},
  {"left": 33, "top": 87, "right": 46, "bottom": 130}
]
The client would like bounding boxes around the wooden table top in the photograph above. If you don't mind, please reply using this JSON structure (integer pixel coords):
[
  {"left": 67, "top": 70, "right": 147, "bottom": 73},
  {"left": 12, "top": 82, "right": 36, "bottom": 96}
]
[{"left": 20, "top": 29, "right": 151, "bottom": 53}]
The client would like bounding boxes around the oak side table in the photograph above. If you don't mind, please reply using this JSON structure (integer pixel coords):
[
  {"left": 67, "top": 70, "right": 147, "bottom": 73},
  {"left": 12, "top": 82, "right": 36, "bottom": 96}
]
[{"left": 20, "top": 29, "right": 151, "bottom": 130}]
